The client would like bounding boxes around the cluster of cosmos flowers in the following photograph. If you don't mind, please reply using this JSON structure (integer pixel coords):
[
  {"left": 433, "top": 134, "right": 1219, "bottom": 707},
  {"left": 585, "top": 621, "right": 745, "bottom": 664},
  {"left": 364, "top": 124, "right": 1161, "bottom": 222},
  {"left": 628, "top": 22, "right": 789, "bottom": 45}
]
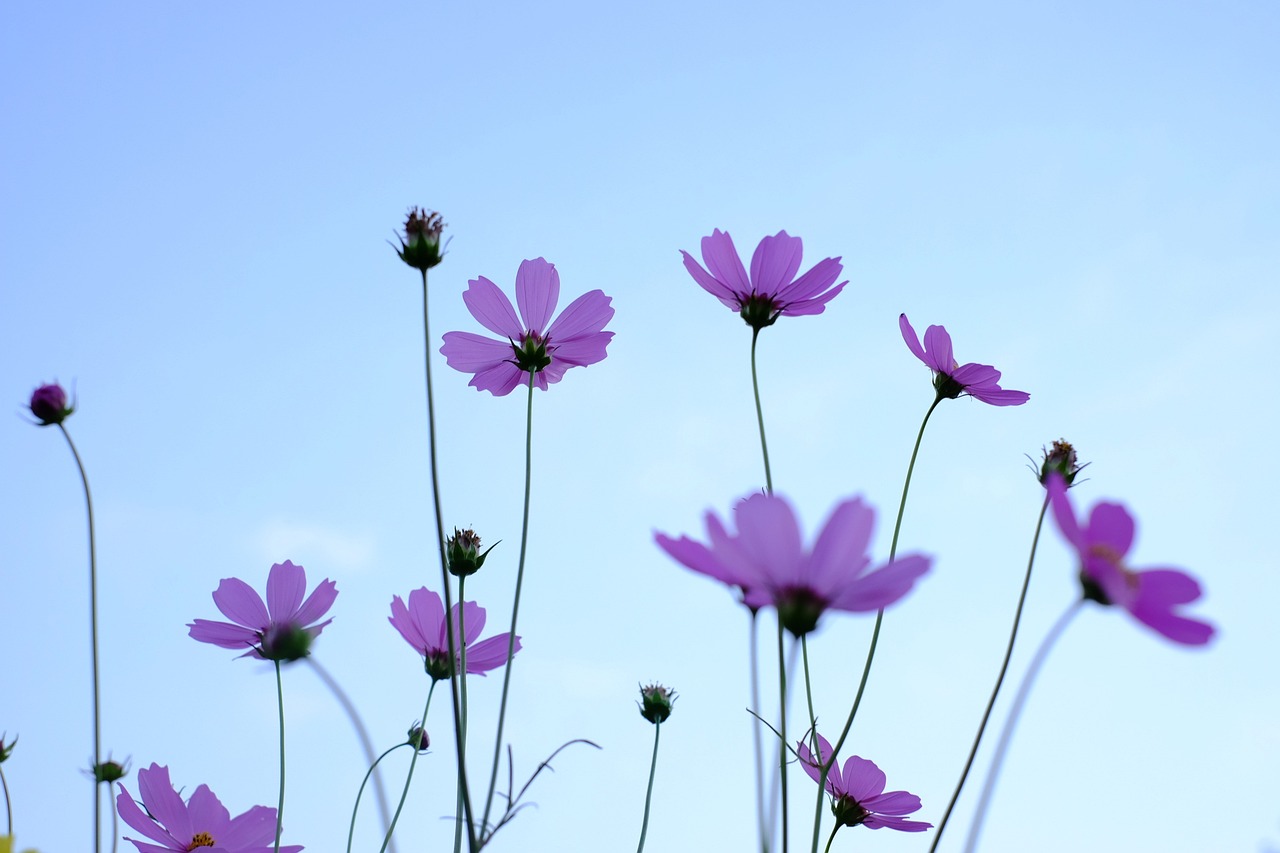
[{"left": 15, "top": 216, "right": 1213, "bottom": 853}]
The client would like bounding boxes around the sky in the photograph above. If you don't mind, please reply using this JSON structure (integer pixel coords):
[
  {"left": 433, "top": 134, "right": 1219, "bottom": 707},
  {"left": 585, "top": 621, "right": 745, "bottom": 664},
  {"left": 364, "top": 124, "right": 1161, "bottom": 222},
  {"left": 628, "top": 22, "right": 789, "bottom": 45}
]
[{"left": 2, "top": 1, "right": 1278, "bottom": 851}]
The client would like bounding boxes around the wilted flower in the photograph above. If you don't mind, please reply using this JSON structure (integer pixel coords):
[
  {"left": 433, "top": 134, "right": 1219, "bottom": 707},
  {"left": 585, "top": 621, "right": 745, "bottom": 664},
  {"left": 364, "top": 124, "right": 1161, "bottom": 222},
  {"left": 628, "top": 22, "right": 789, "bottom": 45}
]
[
  {"left": 388, "top": 587, "right": 521, "bottom": 681},
  {"left": 446, "top": 527, "right": 497, "bottom": 577},
  {"left": 187, "top": 560, "right": 338, "bottom": 662},
  {"left": 394, "top": 207, "right": 447, "bottom": 272},
  {"left": 1047, "top": 474, "right": 1214, "bottom": 645},
  {"left": 797, "top": 733, "right": 932, "bottom": 832},
  {"left": 637, "top": 683, "right": 676, "bottom": 724},
  {"left": 440, "top": 258, "right": 614, "bottom": 396},
  {"left": 116, "top": 763, "right": 303, "bottom": 853},
  {"left": 681, "top": 229, "right": 847, "bottom": 330},
  {"left": 28, "top": 383, "right": 73, "bottom": 426},
  {"left": 655, "top": 493, "right": 931, "bottom": 636},
  {"left": 899, "top": 314, "right": 1029, "bottom": 406}
]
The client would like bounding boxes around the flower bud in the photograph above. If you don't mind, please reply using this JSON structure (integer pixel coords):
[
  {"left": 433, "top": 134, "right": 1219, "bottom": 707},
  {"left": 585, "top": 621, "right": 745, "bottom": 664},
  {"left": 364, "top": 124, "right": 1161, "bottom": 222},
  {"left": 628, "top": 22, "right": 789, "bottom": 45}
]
[
  {"left": 91, "top": 757, "right": 129, "bottom": 784},
  {"left": 28, "top": 383, "right": 73, "bottom": 426},
  {"left": 395, "top": 207, "right": 447, "bottom": 272},
  {"left": 0, "top": 733, "right": 15, "bottom": 763},
  {"left": 259, "top": 622, "right": 313, "bottom": 661},
  {"left": 1038, "top": 439, "right": 1082, "bottom": 487},
  {"left": 406, "top": 724, "right": 429, "bottom": 752},
  {"left": 638, "top": 683, "right": 677, "bottom": 725},
  {"left": 446, "top": 528, "right": 498, "bottom": 577}
]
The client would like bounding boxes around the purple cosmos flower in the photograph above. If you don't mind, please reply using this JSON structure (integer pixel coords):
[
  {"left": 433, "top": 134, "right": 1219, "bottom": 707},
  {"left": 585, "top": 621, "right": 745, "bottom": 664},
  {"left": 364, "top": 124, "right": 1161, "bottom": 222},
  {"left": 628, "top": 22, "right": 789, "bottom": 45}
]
[
  {"left": 116, "top": 763, "right": 303, "bottom": 853},
  {"left": 681, "top": 229, "right": 847, "bottom": 330},
  {"left": 899, "top": 314, "right": 1029, "bottom": 406},
  {"left": 797, "top": 733, "right": 932, "bottom": 832},
  {"left": 28, "top": 382, "right": 74, "bottom": 425},
  {"left": 1047, "top": 474, "right": 1214, "bottom": 645},
  {"left": 388, "top": 587, "right": 521, "bottom": 681},
  {"left": 187, "top": 560, "right": 338, "bottom": 661},
  {"left": 439, "top": 258, "right": 614, "bottom": 396},
  {"left": 654, "top": 493, "right": 930, "bottom": 635}
]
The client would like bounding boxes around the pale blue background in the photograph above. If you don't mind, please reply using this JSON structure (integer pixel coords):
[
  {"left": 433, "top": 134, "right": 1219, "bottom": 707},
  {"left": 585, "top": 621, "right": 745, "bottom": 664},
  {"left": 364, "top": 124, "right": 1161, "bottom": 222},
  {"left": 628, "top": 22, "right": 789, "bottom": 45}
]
[{"left": 3, "top": 2, "right": 1277, "bottom": 851}]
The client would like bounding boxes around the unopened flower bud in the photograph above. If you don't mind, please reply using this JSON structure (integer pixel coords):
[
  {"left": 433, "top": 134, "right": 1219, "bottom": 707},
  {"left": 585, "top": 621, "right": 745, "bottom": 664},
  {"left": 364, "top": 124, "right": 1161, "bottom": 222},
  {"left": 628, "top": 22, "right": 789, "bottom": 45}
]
[
  {"left": 28, "top": 383, "right": 74, "bottom": 426},
  {"left": 638, "top": 683, "right": 677, "bottom": 725},
  {"left": 447, "top": 527, "right": 498, "bottom": 577},
  {"left": 395, "top": 207, "right": 447, "bottom": 272},
  {"left": 91, "top": 757, "right": 129, "bottom": 784},
  {"left": 0, "top": 733, "right": 16, "bottom": 763},
  {"left": 259, "top": 622, "right": 313, "bottom": 661},
  {"left": 406, "top": 724, "right": 429, "bottom": 752},
  {"left": 1038, "top": 439, "right": 1082, "bottom": 487}
]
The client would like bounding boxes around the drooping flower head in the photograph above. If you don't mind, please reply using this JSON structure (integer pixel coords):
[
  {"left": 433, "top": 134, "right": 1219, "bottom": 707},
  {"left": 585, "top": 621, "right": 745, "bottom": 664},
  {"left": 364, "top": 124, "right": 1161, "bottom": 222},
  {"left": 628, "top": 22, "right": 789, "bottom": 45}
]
[
  {"left": 681, "top": 230, "right": 847, "bottom": 330},
  {"left": 388, "top": 587, "right": 521, "bottom": 681},
  {"left": 899, "top": 314, "right": 1029, "bottom": 406},
  {"left": 797, "top": 733, "right": 932, "bottom": 833},
  {"left": 1047, "top": 474, "right": 1214, "bottom": 645},
  {"left": 637, "top": 683, "right": 677, "bottom": 725},
  {"left": 188, "top": 560, "right": 338, "bottom": 662},
  {"left": 440, "top": 258, "right": 614, "bottom": 396},
  {"left": 655, "top": 493, "right": 930, "bottom": 636},
  {"left": 394, "top": 206, "right": 447, "bottom": 272},
  {"left": 28, "top": 382, "right": 74, "bottom": 426},
  {"left": 116, "top": 763, "right": 303, "bottom": 853}
]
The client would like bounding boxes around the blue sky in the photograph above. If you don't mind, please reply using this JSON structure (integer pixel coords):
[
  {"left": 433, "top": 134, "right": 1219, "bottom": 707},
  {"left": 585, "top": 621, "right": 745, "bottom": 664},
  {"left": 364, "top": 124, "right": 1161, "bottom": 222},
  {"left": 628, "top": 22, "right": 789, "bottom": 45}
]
[{"left": 3, "top": 2, "right": 1278, "bottom": 851}]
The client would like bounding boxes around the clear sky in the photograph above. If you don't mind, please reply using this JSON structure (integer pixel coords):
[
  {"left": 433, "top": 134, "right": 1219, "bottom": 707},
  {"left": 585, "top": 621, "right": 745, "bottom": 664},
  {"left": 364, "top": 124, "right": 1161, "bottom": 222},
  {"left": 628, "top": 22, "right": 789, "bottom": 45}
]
[{"left": 3, "top": 2, "right": 1278, "bottom": 852}]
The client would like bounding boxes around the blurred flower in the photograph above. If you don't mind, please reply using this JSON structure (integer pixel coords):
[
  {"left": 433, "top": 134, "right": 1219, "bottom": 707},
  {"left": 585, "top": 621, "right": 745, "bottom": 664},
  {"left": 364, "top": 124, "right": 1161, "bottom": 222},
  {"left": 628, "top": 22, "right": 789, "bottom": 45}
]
[
  {"left": 681, "top": 229, "right": 847, "bottom": 330},
  {"left": 394, "top": 207, "right": 447, "bottom": 272},
  {"left": 187, "top": 560, "right": 338, "bottom": 662},
  {"left": 27, "top": 383, "right": 73, "bottom": 426},
  {"left": 637, "top": 683, "right": 676, "bottom": 724},
  {"left": 388, "top": 587, "right": 521, "bottom": 681},
  {"left": 440, "top": 258, "right": 614, "bottom": 396},
  {"left": 446, "top": 527, "right": 497, "bottom": 577},
  {"left": 899, "top": 314, "right": 1029, "bottom": 406},
  {"left": 797, "top": 733, "right": 932, "bottom": 832},
  {"left": 116, "top": 763, "right": 302, "bottom": 853},
  {"left": 655, "top": 493, "right": 930, "bottom": 636},
  {"left": 1047, "top": 474, "right": 1215, "bottom": 645},
  {"left": 90, "top": 756, "right": 129, "bottom": 784},
  {"left": 0, "top": 733, "right": 14, "bottom": 763}
]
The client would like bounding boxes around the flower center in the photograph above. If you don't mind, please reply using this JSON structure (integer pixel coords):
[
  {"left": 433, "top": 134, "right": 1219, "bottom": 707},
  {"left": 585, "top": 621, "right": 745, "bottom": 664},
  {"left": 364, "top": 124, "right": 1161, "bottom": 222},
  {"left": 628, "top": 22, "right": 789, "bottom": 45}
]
[
  {"left": 775, "top": 586, "right": 826, "bottom": 636},
  {"left": 738, "top": 293, "right": 781, "bottom": 330},
  {"left": 1080, "top": 544, "right": 1139, "bottom": 604},
  {"left": 511, "top": 331, "right": 552, "bottom": 373},
  {"left": 832, "top": 793, "right": 870, "bottom": 827},
  {"left": 188, "top": 833, "right": 215, "bottom": 850},
  {"left": 424, "top": 648, "right": 456, "bottom": 682}
]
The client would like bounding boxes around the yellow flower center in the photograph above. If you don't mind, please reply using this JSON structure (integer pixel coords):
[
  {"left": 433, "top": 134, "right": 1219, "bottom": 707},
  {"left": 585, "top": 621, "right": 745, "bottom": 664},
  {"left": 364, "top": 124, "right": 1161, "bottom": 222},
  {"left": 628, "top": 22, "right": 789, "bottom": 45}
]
[{"left": 188, "top": 832, "right": 215, "bottom": 849}]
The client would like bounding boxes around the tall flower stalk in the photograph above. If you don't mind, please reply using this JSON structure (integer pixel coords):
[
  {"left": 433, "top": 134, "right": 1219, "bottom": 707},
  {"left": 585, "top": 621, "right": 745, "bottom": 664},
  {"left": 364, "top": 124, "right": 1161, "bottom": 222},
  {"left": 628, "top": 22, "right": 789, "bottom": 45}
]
[
  {"left": 381, "top": 684, "right": 437, "bottom": 853},
  {"left": 273, "top": 661, "right": 286, "bottom": 853}
]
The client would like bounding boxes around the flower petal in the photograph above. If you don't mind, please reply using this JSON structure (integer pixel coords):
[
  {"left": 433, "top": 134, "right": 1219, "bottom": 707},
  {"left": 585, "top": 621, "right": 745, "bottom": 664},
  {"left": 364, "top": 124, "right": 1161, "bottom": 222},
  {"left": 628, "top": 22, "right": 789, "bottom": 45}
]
[
  {"left": 455, "top": 600, "right": 487, "bottom": 646},
  {"left": 1046, "top": 474, "right": 1085, "bottom": 551},
  {"left": 463, "top": 633, "right": 521, "bottom": 673},
  {"left": 966, "top": 384, "right": 1030, "bottom": 406},
  {"left": 550, "top": 331, "right": 613, "bottom": 369},
  {"left": 732, "top": 494, "right": 804, "bottom": 593},
  {"left": 775, "top": 255, "right": 843, "bottom": 307},
  {"left": 1086, "top": 502, "right": 1135, "bottom": 558},
  {"left": 864, "top": 790, "right": 923, "bottom": 816},
  {"left": 185, "top": 784, "right": 232, "bottom": 837},
  {"left": 805, "top": 497, "right": 875, "bottom": 594},
  {"left": 898, "top": 314, "right": 928, "bottom": 365},
  {"left": 654, "top": 532, "right": 751, "bottom": 590},
  {"left": 440, "top": 332, "right": 514, "bottom": 373},
  {"left": 468, "top": 362, "right": 526, "bottom": 396},
  {"left": 515, "top": 258, "right": 560, "bottom": 333},
  {"left": 138, "top": 763, "right": 192, "bottom": 842},
  {"left": 779, "top": 279, "right": 847, "bottom": 316},
  {"left": 748, "top": 231, "right": 803, "bottom": 296},
  {"left": 681, "top": 249, "right": 739, "bottom": 308},
  {"left": 829, "top": 553, "right": 930, "bottom": 613},
  {"left": 265, "top": 561, "right": 306, "bottom": 623},
  {"left": 839, "top": 755, "right": 887, "bottom": 802},
  {"left": 407, "top": 587, "right": 446, "bottom": 653},
  {"left": 116, "top": 781, "right": 182, "bottom": 847},
  {"left": 462, "top": 276, "right": 523, "bottom": 339},
  {"left": 220, "top": 804, "right": 280, "bottom": 847},
  {"left": 389, "top": 594, "right": 427, "bottom": 653},
  {"left": 700, "top": 229, "right": 751, "bottom": 296},
  {"left": 293, "top": 578, "right": 338, "bottom": 628},
  {"left": 546, "top": 289, "right": 614, "bottom": 341},
  {"left": 211, "top": 578, "right": 269, "bottom": 630},
  {"left": 188, "top": 619, "right": 259, "bottom": 650},
  {"left": 922, "top": 324, "right": 954, "bottom": 374}
]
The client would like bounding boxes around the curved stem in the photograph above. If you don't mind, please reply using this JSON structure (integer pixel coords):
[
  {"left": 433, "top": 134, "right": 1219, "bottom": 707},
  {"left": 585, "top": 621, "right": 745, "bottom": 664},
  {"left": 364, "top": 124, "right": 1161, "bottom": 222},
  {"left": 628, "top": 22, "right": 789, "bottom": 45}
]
[
  {"left": 929, "top": 496, "right": 1049, "bottom": 853},
  {"left": 801, "top": 636, "right": 826, "bottom": 853},
  {"left": 2, "top": 764, "right": 12, "bottom": 836},
  {"left": 348, "top": 744, "right": 409, "bottom": 853},
  {"left": 961, "top": 600, "right": 1083, "bottom": 853},
  {"left": 776, "top": 623, "right": 789, "bottom": 853},
  {"left": 57, "top": 423, "right": 101, "bottom": 853},
  {"left": 822, "top": 823, "right": 839, "bottom": 853},
  {"left": 454, "top": 575, "right": 470, "bottom": 853},
  {"left": 381, "top": 683, "right": 437, "bottom": 853},
  {"left": 273, "top": 660, "right": 286, "bottom": 853},
  {"left": 482, "top": 371, "right": 537, "bottom": 838},
  {"left": 748, "top": 611, "right": 769, "bottom": 853},
  {"left": 635, "top": 722, "right": 662, "bottom": 853},
  {"left": 750, "top": 328, "right": 774, "bottom": 494}
]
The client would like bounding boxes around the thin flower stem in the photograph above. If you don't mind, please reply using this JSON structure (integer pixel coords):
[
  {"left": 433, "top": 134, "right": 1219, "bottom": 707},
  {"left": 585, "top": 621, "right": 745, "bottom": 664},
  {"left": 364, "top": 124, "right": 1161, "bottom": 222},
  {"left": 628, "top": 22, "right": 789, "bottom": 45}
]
[
  {"left": 962, "top": 599, "right": 1083, "bottom": 853},
  {"left": 273, "top": 660, "right": 286, "bottom": 853},
  {"left": 110, "top": 792, "right": 119, "bottom": 853},
  {"left": 929, "top": 496, "right": 1049, "bottom": 853},
  {"left": 635, "top": 721, "right": 662, "bottom": 853},
  {"left": 420, "top": 270, "right": 477, "bottom": 851},
  {"left": 56, "top": 423, "right": 102, "bottom": 853},
  {"left": 482, "top": 370, "right": 537, "bottom": 838},
  {"left": 2, "top": 764, "right": 12, "bottom": 835},
  {"left": 454, "top": 575, "right": 470, "bottom": 853},
  {"left": 348, "top": 744, "right": 410, "bottom": 853},
  {"left": 800, "top": 637, "right": 826, "bottom": 853},
  {"left": 381, "top": 683, "right": 438, "bottom": 853},
  {"left": 822, "top": 823, "right": 839, "bottom": 853},
  {"left": 776, "top": 622, "right": 789, "bottom": 853},
  {"left": 750, "top": 328, "right": 774, "bottom": 494},
  {"left": 748, "top": 611, "right": 770, "bottom": 853}
]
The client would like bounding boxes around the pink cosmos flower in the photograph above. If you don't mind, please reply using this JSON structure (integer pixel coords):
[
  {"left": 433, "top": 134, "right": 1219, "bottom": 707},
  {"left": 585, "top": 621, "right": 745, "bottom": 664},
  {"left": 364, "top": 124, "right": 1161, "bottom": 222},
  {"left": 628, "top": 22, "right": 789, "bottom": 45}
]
[
  {"left": 116, "top": 763, "right": 303, "bottom": 853},
  {"left": 389, "top": 587, "right": 521, "bottom": 681},
  {"left": 187, "top": 560, "right": 338, "bottom": 661},
  {"left": 680, "top": 229, "right": 847, "bottom": 330},
  {"left": 899, "top": 314, "right": 1029, "bottom": 406},
  {"left": 439, "top": 257, "right": 614, "bottom": 396},
  {"left": 654, "top": 493, "right": 930, "bottom": 635},
  {"left": 797, "top": 733, "right": 932, "bottom": 832},
  {"left": 1047, "top": 474, "right": 1214, "bottom": 645}
]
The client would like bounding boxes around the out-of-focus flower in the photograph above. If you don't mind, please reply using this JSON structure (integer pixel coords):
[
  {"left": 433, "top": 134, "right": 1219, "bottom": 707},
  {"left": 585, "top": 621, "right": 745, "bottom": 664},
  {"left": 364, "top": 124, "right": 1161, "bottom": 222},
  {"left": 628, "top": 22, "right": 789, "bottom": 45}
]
[
  {"left": 388, "top": 587, "right": 521, "bottom": 681},
  {"left": 187, "top": 561, "right": 338, "bottom": 662},
  {"left": 1036, "top": 438, "right": 1083, "bottom": 486},
  {"left": 28, "top": 383, "right": 74, "bottom": 426},
  {"left": 446, "top": 527, "right": 497, "bottom": 577},
  {"left": 655, "top": 493, "right": 930, "bottom": 636},
  {"left": 440, "top": 258, "right": 614, "bottom": 396},
  {"left": 797, "top": 733, "right": 932, "bottom": 832},
  {"left": 899, "top": 314, "right": 1029, "bottom": 406},
  {"left": 91, "top": 757, "right": 129, "bottom": 784},
  {"left": 681, "top": 229, "right": 847, "bottom": 330},
  {"left": 394, "top": 207, "right": 447, "bottom": 272},
  {"left": 406, "top": 724, "right": 429, "bottom": 753},
  {"left": 637, "top": 683, "right": 676, "bottom": 724},
  {"left": 116, "top": 763, "right": 302, "bottom": 853},
  {"left": 1047, "top": 474, "right": 1214, "bottom": 645}
]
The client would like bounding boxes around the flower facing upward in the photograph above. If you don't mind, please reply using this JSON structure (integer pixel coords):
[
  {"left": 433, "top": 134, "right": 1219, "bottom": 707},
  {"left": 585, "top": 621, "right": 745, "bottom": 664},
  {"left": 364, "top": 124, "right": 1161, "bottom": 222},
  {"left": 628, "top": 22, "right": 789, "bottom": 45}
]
[
  {"left": 388, "top": 587, "right": 521, "bottom": 681},
  {"left": 28, "top": 383, "right": 74, "bottom": 426},
  {"left": 394, "top": 207, "right": 447, "bottom": 272},
  {"left": 655, "top": 493, "right": 930, "bottom": 636},
  {"left": 187, "top": 560, "right": 338, "bottom": 661},
  {"left": 681, "top": 229, "right": 847, "bottom": 330},
  {"left": 1047, "top": 474, "right": 1214, "bottom": 645},
  {"left": 116, "top": 763, "right": 303, "bottom": 853},
  {"left": 899, "top": 314, "right": 1029, "bottom": 406},
  {"left": 446, "top": 527, "right": 497, "bottom": 577},
  {"left": 440, "top": 258, "right": 615, "bottom": 396},
  {"left": 797, "top": 733, "right": 932, "bottom": 832}
]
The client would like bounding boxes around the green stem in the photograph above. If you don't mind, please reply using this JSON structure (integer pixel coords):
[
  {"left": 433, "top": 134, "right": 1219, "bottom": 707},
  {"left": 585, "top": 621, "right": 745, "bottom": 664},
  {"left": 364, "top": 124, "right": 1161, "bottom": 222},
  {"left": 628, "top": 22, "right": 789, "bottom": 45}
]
[
  {"left": 2, "top": 764, "right": 12, "bottom": 836},
  {"left": 273, "top": 660, "right": 286, "bottom": 853},
  {"left": 381, "top": 683, "right": 437, "bottom": 853},
  {"left": 750, "top": 328, "right": 774, "bottom": 494},
  {"left": 776, "top": 623, "right": 789, "bottom": 853},
  {"left": 801, "top": 637, "right": 825, "bottom": 853},
  {"left": 110, "top": 795, "right": 118, "bottom": 853},
  {"left": 57, "top": 423, "right": 101, "bottom": 853},
  {"left": 748, "top": 611, "right": 770, "bottom": 853},
  {"left": 961, "top": 600, "right": 1083, "bottom": 853},
  {"left": 420, "top": 269, "right": 476, "bottom": 851},
  {"left": 822, "top": 823, "right": 839, "bottom": 853},
  {"left": 635, "top": 722, "right": 662, "bottom": 853},
  {"left": 347, "top": 744, "right": 410, "bottom": 853},
  {"left": 482, "top": 371, "right": 537, "bottom": 839},
  {"left": 454, "top": 576, "right": 470, "bottom": 853},
  {"left": 929, "top": 496, "right": 1049, "bottom": 853}
]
